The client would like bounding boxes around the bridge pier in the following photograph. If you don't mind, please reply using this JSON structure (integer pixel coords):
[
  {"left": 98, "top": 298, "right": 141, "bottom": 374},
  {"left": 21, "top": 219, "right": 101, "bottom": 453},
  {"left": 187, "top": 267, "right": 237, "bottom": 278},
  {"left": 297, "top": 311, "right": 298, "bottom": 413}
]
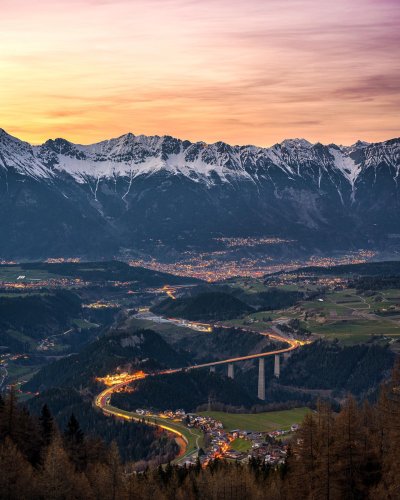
[
  {"left": 283, "top": 352, "right": 291, "bottom": 362},
  {"left": 274, "top": 354, "right": 280, "bottom": 378},
  {"left": 210, "top": 366, "right": 216, "bottom": 373},
  {"left": 227, "top": 363, "right": 234, "bottom": 379},
  {"left": 258, "top": 358, "right": 265, "bottom": 400}
]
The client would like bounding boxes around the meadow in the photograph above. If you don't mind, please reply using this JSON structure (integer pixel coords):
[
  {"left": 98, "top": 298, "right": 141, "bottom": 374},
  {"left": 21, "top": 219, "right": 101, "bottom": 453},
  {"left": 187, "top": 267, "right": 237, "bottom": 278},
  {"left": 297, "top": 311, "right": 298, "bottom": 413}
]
[{"left": 198, "top": 407, "right": 310, "bottom": 432}]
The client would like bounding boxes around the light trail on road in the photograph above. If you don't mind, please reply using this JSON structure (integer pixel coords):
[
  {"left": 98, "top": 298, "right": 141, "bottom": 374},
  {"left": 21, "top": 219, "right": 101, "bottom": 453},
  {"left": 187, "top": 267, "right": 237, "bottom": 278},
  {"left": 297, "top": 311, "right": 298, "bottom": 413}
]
[{"left": 94, "top": 321, "right": 305, "bottom": 462}]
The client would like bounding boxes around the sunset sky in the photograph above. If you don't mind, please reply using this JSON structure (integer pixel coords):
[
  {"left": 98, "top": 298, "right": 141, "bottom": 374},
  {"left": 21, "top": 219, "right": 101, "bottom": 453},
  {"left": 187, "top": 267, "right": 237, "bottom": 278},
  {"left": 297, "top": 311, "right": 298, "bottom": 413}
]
[{"left": 1, "top": 0, "right": 399, "bottom": 146}]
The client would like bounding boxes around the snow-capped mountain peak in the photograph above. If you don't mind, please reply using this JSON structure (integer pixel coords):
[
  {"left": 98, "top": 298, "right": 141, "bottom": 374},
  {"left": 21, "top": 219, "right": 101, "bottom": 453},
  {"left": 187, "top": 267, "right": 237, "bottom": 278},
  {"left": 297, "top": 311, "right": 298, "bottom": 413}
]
[
  {"left": 0, "top": 128, "right": 399, "bottom": 192},
  {"left": 280, "top": 138, "right": 313, "bottom": 150},
  {"left": 1, "top": 128, "right": 400, "bottom": 259}
]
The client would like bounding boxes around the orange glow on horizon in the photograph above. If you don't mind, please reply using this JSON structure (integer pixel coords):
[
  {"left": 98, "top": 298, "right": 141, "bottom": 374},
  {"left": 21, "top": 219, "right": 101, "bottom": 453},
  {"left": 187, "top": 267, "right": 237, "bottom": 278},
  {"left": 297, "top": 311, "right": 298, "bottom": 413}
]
[{"left": 1, "top": 0, "right": 399, "bottom": 147}]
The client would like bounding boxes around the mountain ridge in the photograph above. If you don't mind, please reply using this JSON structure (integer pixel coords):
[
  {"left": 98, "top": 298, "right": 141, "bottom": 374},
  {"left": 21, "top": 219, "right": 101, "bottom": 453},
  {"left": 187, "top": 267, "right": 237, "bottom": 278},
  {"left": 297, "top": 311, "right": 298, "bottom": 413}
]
[
  {"left": 0, "top": 128, "right": 400, "bottom": 259},
  {"left": 1, "top": 128, "right": 399, "bottom": 189}
]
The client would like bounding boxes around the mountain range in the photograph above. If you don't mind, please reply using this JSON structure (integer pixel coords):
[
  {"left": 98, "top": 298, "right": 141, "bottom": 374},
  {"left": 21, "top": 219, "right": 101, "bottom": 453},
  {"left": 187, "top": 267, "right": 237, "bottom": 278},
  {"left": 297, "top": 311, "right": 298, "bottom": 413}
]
[{"left": 0, "top": 128, "right": 399, "bottom": 259}]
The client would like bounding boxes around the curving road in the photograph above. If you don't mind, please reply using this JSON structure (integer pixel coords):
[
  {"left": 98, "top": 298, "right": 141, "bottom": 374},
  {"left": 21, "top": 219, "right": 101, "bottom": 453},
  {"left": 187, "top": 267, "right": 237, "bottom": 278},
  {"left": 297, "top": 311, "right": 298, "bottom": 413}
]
[
  {"left": 163, "top": 330, "right": 301, "bottom": 372},
  {"left": 94, "top": 322, "right": 303, "bottom": 462}
]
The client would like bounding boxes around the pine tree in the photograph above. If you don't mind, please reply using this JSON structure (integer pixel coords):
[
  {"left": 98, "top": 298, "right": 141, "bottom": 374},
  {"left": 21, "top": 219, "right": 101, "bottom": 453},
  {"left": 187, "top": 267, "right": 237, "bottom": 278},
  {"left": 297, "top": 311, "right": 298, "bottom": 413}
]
[
  {"left": 0, "top": 388, "right": 41, "bottom": 466},
  {"left": 64, "top": 413, "right": 87, "bottom": 471},
  {"left": 0, "top": 386, "right": 17, "bottom": 441},
  {"left": 359, "top": 400, "right": 381, "bottom": 490},
  {"left": 17, "top": 405, "right": 42, "bottom": 466},
  {"left": 39, "top": 436, "right": 83, "bottom": 500},
  {"left": 39, "top": 404, "right": 55, "bottom": 447},
  {"left": 0, "top": 437, "right": 35, "bottom": 500},
  {"left": 332, "top": 397, "right": 365, "bottom": 499},
  {"left": 87, "top": 441, "right": 126, "bottom": 500},
  {"left": 374, "top": 361, "right": 400, "bottom": 497},
  {"left": 64, "top": 413, "right": 84, "bottom": 444},
  {"left": 107, "top": 441, "right": 125, "bottom": 500},
  {"left": 286, "top": 412, "right": 318, "bottom": 499},
  {"left": 314, "top": 401, "right": 335, "bottom": 500}
]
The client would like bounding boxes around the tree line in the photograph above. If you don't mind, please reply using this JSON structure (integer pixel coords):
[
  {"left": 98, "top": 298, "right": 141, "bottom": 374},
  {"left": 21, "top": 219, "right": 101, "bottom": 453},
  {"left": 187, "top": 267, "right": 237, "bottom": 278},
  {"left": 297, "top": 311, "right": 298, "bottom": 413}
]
[
  {"left": 2, "top": 364, "right": 400, "bottom": 499},
  {"left": 280, "top": 339, "right": 394, "bottom": 398}
]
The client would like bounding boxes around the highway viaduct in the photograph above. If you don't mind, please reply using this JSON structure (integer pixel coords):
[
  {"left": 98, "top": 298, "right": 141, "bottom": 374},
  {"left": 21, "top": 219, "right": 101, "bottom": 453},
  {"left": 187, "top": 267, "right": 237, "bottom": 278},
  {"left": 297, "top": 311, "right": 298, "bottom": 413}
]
[{"left": 161, "top": 330, "right": 302, "bottom": 401}]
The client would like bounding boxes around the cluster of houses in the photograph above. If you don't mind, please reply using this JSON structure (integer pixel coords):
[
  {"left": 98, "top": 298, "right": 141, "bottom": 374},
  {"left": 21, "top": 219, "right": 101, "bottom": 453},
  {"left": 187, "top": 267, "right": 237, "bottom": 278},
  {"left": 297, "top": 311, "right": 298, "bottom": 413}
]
[
  {"left": 133, "top": 407, "right": 299, "bottom": 467},
  {"left": 185, "top": 413, "right": 224, "bottom": 432},
  {"left": 142, "top": 407, "right": 298, "bottom": 467}
]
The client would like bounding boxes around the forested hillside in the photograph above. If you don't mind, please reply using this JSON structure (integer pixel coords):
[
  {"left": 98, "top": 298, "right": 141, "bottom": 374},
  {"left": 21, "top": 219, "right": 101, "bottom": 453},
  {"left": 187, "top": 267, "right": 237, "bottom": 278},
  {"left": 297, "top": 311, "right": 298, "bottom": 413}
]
[
  {"left": 2, "top": 365, "right": 400, "bottom": 499},
  {"left": 24, "top": 329, "right": 187, "bottom": 392},
  {"left": 280, "top": 340, "right": 394, "bottom": 397},
  {"left": 151, "top": 292, "right": 254, "bottom": 321},
  {"left": 0, "top": 291, "right": 82, "bottom": 352},
  {"left": 286, "top": 260, "right": 400, "bottom": 277},
  {"left": 112, "top": 370, "right": 257, "bottom": 411},
  {"left": 248, "top": 289, "right": 305, "bottom": 310},
  {"left": 26, "top": 388, "right": 177, "bottom": 464},
  {"left": 171, "top": 326, "right": 277, "bottom": 364}
]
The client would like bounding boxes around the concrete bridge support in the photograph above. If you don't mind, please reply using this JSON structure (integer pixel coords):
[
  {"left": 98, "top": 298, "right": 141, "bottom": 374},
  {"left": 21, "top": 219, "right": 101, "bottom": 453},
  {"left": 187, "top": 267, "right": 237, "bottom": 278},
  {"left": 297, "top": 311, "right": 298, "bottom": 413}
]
[
  {"left": 258, "top": 358, "right": 265, "bottom": 400},
  {"left": 227, "top": 363, "right": 234, "bottom": 379},
  {"left": 283, "top": 352, "right": 291, "bottom": 362},
  {"left": 210, "top": 366, "right": 216, "bottom": 373},
  {"left": 274, "top": 354, "right": 280, "bottom": 378}
]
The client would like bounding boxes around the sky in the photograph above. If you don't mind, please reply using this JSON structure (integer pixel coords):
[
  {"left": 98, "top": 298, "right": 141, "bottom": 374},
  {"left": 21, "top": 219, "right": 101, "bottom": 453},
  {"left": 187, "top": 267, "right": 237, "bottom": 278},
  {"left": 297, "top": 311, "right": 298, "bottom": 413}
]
[{"left": 1, "top": 0, "right": 399, "bottom": 146}]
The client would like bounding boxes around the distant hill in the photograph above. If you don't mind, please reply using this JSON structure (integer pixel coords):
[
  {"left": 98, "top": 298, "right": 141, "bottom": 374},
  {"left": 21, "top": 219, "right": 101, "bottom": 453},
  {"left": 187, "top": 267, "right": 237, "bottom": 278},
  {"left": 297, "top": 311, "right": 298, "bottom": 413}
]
[
  {"left": 151, "top": 292, "right": 254, "bottom": 321},
  {"left": 0, "top": 290, "right": 82, "bottom": 351},
  {"left": 112, "top": 370, "right": 257, "bottom": 412},
  {"left": 273, "top": 260, "right": 400, "bottom": 277},
  {"left": 248, "top": 288, "right": 305, "bottom": 310},
  {"left": 280, "top": 340, "right": 395, "bottom": 398},
  {"left": 172, "top": 326, "right": 276, "bottom": 364},
  {"left": 191, "top": 283, "right": 306, "bottom": 311},
  {"left": 15, "top": 261, "right": 201, "bottom": 286},
  {"left": 24, "top": 329, "right": 188, "bottom": 392}
]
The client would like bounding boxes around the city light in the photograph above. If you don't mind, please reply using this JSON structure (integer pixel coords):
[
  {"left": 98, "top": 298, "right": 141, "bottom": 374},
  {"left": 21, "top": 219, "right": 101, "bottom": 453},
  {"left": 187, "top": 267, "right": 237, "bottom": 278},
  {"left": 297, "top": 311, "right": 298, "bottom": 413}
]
[{"left": 96, "top": 370, "right": 147, "bottom": 387}]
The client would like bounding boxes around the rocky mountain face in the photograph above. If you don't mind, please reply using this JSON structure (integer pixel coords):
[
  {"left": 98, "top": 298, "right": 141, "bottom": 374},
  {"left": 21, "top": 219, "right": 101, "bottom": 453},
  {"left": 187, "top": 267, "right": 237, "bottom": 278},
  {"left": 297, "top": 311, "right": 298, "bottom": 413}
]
[{"left": 0, "top": 128, "right": 399, "bottom": 259}]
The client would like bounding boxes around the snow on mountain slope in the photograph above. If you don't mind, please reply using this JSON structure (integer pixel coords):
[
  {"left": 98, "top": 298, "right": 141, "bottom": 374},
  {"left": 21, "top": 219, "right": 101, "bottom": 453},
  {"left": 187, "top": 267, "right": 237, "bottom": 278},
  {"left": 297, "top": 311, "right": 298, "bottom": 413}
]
[
  {"left": 1, "top": 128, "right": 400, "bottom": 259},
  {"left": 0, "top": 129, "right": 53, "bottom": 180},
  {"left": 328, "top": 147, "right": 360, "bottom": 189},
  {"left": 1, "top": 128, "right": 399, "bottom": 195}
]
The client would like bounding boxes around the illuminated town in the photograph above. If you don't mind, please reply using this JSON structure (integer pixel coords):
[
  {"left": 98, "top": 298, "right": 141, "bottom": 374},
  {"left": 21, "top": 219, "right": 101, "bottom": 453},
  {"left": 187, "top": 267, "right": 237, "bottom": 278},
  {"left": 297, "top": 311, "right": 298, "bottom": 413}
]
[
  {"left": 95, "top": 371, "right": 292, "bottom": 467},
  {"left": 129, "top": 249, "right": 377, "bottom": 281},
  {"left": 83, "top": 301, "right": 120, "bottom": 309},
  {"left": 94, "top": 320, "right": 304, "bottom": 467},
  {"left": 213, "top": 237, "right": 294, "bottom": 248},
  {"left": 0, "top": 248, "right": 378, "bottom": 290},
  {"left": 96, "top": 371, "right": 148, "bottom": 387},
  {"left": 44, "top": 258, "right": 81, "bottom": 264}
]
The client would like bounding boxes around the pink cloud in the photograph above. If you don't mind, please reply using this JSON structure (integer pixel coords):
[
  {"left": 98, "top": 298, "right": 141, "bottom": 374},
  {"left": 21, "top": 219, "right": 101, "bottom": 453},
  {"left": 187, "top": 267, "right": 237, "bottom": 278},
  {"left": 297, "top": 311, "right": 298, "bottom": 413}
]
[{"left": 0, "top": 0, "right": 399, "bottom": 146}]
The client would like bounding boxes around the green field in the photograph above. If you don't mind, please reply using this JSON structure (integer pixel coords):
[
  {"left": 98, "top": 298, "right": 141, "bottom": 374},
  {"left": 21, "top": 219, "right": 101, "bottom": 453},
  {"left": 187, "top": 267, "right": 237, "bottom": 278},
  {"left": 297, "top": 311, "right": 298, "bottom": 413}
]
[
  {"left": 72, "top": 318, "right": 99, "bottom": 329},
  {"left": 223, "top": 310, "right": 288, "bottom": 332},
  {"left": 293, "top": 287, "right": 400, "bottom": 344},
  {"left": 227, "top": 279, "right": 269, "bottom": 294},
  {"left": 0, "top": 266, "right": 61, "bottom": 283},
  {"left": 230, "top": 438, "right": 252, "bottom": 452},
  {"left": 221, "top": 283, "right": 400, "bottom": 345},
  {"left": 198, "top": 407, "right": 310, "bottom": 432},
  {"left": 309, "top": 318, "right": 400, "bottom": 344},
  {"left": 7, "top": 362, "right": 41, "bottom": 385},
  {"left": 3, "top": 329, "right": 37, "bottom": 348}
]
